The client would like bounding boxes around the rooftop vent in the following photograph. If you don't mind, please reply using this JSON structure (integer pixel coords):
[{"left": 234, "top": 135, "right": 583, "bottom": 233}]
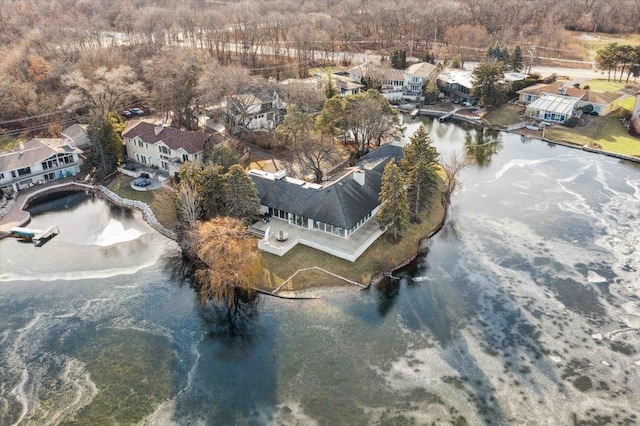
[
  {"left": 274, "top": 170, "right": 287, "bottom": 180},
  {"left": 557, "top": 87, "right": 568, "bottom": 96}
]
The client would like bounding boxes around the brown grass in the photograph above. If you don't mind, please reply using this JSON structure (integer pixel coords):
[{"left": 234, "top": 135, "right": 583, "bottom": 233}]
[
  {"left": 545, "top": 114, "right": 640, "bottom": 157},
  {"left": 484, "top": 104, "right": 525, "bottom": 128},
  {"left": 107, "top": 175, "right": 178, "bottom": 229}
]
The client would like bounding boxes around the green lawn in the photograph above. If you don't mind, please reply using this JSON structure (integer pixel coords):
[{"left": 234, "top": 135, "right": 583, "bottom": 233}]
[
  {"left": 484, "top": 104, "right": 525, "bottom": 128},
  {"left": 0, "top": 137, "right": 24, "bottom": 152},
  {"left": 582, "top": 79, "right": 628, "bottom": 92},
  {"left": 545, "top": 115, "right": 640, "bottom": 157},
  {"left": 107, "top": 175, "right": 178, "bottom": 230},
  {"left": 260, "top": 189, "right": 446, "bottom": 292}
]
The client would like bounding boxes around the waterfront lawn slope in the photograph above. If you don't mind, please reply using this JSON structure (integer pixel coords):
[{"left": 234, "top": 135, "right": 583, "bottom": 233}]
[
  {"left": 486, "top": 103, "right": 640, "bottom": 158},
  {"left": 544, "top": 114, "right": 640, "bottom": 157},
  {"left": 259, "top": 186, "right": 446, "bottom": 293},
  {"left": 107, "top": 175, "right": 178, "bottom": 230}
]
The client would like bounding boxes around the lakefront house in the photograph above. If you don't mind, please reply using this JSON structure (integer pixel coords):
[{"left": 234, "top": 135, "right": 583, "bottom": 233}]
[
  {"left": 123, "top": 122, "right": 220, "bottom": 177},
  {"left": 0, "top": 138, "right": 82, "bottom": 193},
  {"left": 249, "top": 144, "right": 403, "bottom": 262}
]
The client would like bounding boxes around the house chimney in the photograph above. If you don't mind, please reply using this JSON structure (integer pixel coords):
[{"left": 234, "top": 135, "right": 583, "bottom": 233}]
[
  {"left": 557, "top": 87, "right": 568, "bottom": 96},
  {"left": 154, "top": 125, "right": 164, "bottom": 136},
  {"left": 353, "top": 169, "right": 365, "bottom": 186},
  {"left": 19, "top": 142, "right": 25, "bottom": 151}
]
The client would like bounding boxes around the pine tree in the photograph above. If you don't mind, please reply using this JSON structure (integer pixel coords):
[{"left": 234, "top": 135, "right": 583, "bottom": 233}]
[
  {"left": 511, "top": 46, "right": 524, "bottom": 72},
  {"left": 377, "top": 158, "right": 409, "bottom": 240},
  {"left": 401, "top": 125, "right": 440, "bottom": 220},
  {"left": 391, "top": 49, "right": 407, "bottom": 69},
  {"left": 471, "top": 59, "right": 506, "bottom": 107},
  {"left": 223, "top": 165, "right": 260, "bottom": 222},
  {"left": 324, "top": 72, "right": 337, "bottom": 99}
]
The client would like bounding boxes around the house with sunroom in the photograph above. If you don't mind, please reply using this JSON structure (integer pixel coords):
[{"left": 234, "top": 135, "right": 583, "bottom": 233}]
[
  {"left": 123, "top": 122, "right": 225, "bottom": 177},
  {"left": 0, "top": 138, "right": 81, "bottom": 193},
  {"left": 249, "top": 144, "right": 404, "bottom": 262}
]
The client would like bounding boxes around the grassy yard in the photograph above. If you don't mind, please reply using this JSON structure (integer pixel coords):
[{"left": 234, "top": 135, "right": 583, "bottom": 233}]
[
  {"left": 107, "top": 175, "right": 178, "bottom": 230},
  {"left": 0, "top": 137, "right": 25, "bottom": 152},
  {"left": 484, "top": 104, "right": 525, "bottom": 128},
  {"left": 582, "top": 79, "right": 628, "bottom": 92},
  {"left": 259, "top": 189, "right": 446, "bottom": 293},
  {"left": 545, "top": 115, "right": 640, "bottom": 157}
]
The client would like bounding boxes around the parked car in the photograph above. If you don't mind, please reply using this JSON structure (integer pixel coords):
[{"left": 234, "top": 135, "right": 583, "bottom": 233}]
[
  {"left": 121, "top": 110, "right": 132, "bottom": 118},
  {"left": 130, "top": 108, "right": 144, "bottom": 116}
]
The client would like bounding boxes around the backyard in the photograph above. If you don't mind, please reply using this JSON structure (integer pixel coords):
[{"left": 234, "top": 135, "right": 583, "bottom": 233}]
[{"left": 107, "top": 175, "right": 178, "bottom": 230}]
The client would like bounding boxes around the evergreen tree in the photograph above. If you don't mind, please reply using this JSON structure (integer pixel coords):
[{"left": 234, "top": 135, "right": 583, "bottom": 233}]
[
  {"left": 401, "top": 125, "right": 440, "bottom": 220},
  {"left": 223, "top": 165, "right": 260, "bottom": 222},
  {"left": 511, "top": 45, "right": 524, "bottom": 72},
  {"left": 87, "top": 112, "right": 125, "bottom": 177},
  {"left": 200, "top": 165, "right": 226, "bottom": 219},
  {"left": 471, "top": 59, "right": 506, "bottom": 107},
  {"left": 377, "top": 158, "right": 409, "bottom": 240},
  {"left": 324, "top": 72, "right": 337, "bottom": 99},
  {"left": 391, "top": 49, "right": 407, "bottom": 69},
  {"left": 316, "top": 96, "right": 346, "bottom": 140},
  {"left": 204, "top": 143, "right": 239, "bottom": 172},
  {"left": 423, "top": 79, "right": 440, "bottom": 103}
]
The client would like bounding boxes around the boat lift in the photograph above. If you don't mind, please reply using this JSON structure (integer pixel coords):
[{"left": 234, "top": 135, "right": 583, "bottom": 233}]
[{"left": 10, "top": 225, "right": 60, "bottom": 246}]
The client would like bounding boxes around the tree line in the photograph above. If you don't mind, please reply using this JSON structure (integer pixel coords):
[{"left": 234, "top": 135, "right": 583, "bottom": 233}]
[
  {"left": 3, "top": 0, "right": 640, "bottom": 137},
  {"left": 595, "top": 43, "right": 640, "bottom": 82}
]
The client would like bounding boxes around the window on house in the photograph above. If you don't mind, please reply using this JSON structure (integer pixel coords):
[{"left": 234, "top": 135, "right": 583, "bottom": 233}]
[
  {"left": 159, "top": 145, "right": 170, "bottom": 154},
  {"left": 0, "top": 173, "right": 4, "bottom": 179},
  {"left": 17, "top": 167, "right": 31, "bottom": 176},
  {"left": 182, "top": 154, "right": 189, "bottom": 162}
]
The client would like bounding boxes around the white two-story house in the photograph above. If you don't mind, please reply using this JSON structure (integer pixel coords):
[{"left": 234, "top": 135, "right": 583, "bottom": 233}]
[
  {"left": 123, "top": 123, "right": 218, "bottom": 177},
  {"left": 0, "top": 138, "right": 81, "bottom": 193}
]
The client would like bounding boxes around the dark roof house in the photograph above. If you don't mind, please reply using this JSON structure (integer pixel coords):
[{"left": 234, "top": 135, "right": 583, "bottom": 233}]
[{"left": 249, "top": 143, "right": 404, "bottom": 261}]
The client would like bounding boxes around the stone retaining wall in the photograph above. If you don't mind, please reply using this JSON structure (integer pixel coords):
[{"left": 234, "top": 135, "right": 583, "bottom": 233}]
[{"left": 6, "top": 182, "right": 177, "bottom": 241}]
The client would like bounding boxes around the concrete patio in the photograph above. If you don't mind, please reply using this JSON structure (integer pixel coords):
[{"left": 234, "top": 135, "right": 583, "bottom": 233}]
[{"left": 250, "top": 216, "right": 385, "bottom": 262}]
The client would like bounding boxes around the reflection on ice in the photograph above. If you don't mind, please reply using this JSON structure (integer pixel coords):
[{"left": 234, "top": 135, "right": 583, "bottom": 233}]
[{"left": 91, "top": 218, "right": 145, "bottom": 246}]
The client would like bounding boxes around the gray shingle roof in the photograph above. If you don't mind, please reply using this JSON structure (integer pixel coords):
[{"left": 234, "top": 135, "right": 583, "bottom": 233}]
[
  {"left": 61, "top": 124, "right": 91, "bottom": 149},
  {"left": 251, "top": 144, "right": 403, "bottom": 229},
  {"left": 0, "top": 138, "right": 78, "bottom": 173}
]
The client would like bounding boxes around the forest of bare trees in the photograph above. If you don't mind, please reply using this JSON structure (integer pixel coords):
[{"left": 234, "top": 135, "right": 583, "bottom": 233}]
[{"left": 2, "top": 0, "right": 640, "bottom": 137}]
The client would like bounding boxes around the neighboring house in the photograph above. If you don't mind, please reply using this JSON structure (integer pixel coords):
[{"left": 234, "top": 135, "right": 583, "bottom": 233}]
[
  {"left": 438, "top": 69, "right": 476, "bottom": 104},
  {"left": 230, "top": 92, "right": 283, "bottom": 130},
  {"left": 404, "top": 62, "right": 438, "bottom": 94},
  {"left": 348, "top": 61, "right": 437, "bottom": 100},
  {"left": 524, "top": 94, "right": 578, "bottom": 123},
  {"left": 249, "top": 144, "right": 403, "bottom": 261},
  {"left": 334, "top": 76, "right": 364, "bottom": 97},
  {"left": 123, "top": 122, "right": 222, "bottom": 177},
  {"left": 0, "top": 138, "right": 81, "bottom": 193},
  {"left": 578, "top": 91, "right": 631, "bottom": 116},
  {"left": 61, "top": 124, "right": 92, "bottom": 150},
  {"left": 519, "top": 82, "right": 630, "bottom": 121},
  {"left": 517, "top": 82, "right": 587, "bottom": 105}
]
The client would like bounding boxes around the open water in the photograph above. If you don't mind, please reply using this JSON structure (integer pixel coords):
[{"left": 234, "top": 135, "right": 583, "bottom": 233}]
[{"left": 1, "top": 119, "right": 639, "bottom": 425}]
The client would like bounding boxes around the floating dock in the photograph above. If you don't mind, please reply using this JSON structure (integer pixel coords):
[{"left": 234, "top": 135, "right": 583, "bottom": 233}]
[{"left": 10, "top": 225, "right": 60, "bottom": 246}]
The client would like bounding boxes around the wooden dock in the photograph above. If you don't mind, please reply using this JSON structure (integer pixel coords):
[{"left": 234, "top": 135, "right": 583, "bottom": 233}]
[{"left": 10, "top": 225, "right": 60, "bottom": 246}]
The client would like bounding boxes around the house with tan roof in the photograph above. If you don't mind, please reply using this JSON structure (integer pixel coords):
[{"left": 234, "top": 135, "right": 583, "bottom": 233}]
[
  {"left": 517, "top": 82, "right": 629, "bottom": 117},
  {"left": 348, "top": 61, "right": 437, "bottom": 100},
  {"left": 123, "top": 122, "right": 226, "bottom": 177},
  {"left": 0, "top": 138, "right": 81, "bottom": 193}
]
